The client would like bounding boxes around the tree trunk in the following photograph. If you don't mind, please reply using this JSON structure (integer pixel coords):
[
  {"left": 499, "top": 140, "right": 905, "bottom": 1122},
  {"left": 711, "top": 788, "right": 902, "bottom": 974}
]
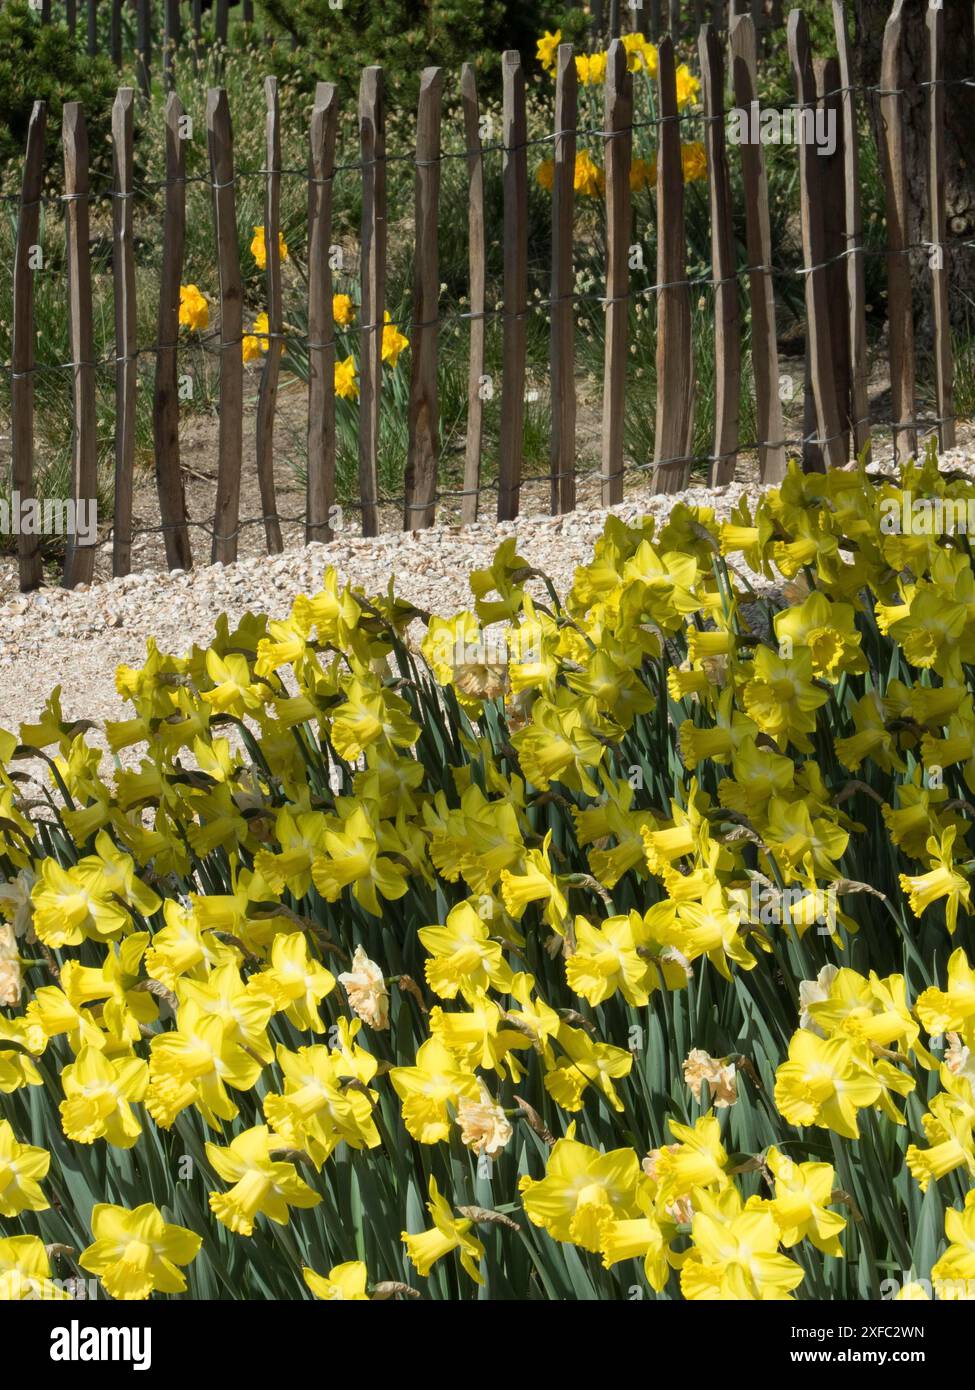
[{"left": 855, "top": 0, "right": 975, "bottom": 335}]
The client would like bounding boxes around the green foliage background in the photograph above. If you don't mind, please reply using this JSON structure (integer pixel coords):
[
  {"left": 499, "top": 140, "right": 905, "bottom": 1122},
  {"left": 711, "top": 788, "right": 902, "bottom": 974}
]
[
  {"left": 256, "top": 0, "right": 589, "bottom": 107},
  {"left": 0, "top": 0, "right": 117, "bottom": 174}
]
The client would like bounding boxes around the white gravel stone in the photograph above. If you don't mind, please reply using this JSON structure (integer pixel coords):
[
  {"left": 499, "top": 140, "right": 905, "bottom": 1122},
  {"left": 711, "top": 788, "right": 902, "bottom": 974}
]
[{"left": 11, "top": 444, "right": 968, "bottom": 739}]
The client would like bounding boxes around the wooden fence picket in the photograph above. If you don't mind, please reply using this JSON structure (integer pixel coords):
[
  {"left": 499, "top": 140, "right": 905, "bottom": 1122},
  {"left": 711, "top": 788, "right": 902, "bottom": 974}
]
[
  {"left": 499, "top": 50, "right": 528, "bottom": 522},
  {"left": 11, "top": 102, "right": 46, "bottom": 593},
  {"left": 550, "top": 44, "right": 577, "bottom": 515},
  {"left": 700, "top": 22, "right": 740, "bottom": 487},
  {"left": 136, "top": 0, "right": 151, "bottom": 96},
  {"left": 153, "top": 91, "right": 193, "bottom": 571},
  {"left": 111, "top": 0, "right": 123, "bottom": 68},
  {"left": 404, "top": 67, "right": 442, "bottom": 531},
  {"left": 306, "top": 82, "right": 338, "bottom": 544},
  {"left": 601, "top": 39, "right": 631, "bottom": 508},
  {"left": 358, "top": 66, "right": 385, "bottom": 538},
  {"left": 460, "top": 63, "right": 486, "bottom": 525},
  {"left": 62, "top": 103, "right": 98, "bottom": 589},
  {"left": 927, "top": 0, "right": 955, "bottom": 450},
  {"left": 216, "top": 0, "right": 229, "bottom": 48},
  {"left": 831, "top": 0, "right": 871, "bottom": 460},
  {"left": 817, "top": 56, "right": 852, "bottom": 464},
  {"left": 207, "top": 88, "right": 244, "bottom": 565},
  {"left": 879, "top": 0, "right": 917, "bottom": 464},
  {"left": 164, "top": 0, "right": 180, "bottom": 90},
  {"left": 111, "top": 87, "right": 137, "bottom": 577},
  {"left": 729, "top": 13, "right": 785, "bottom": 482},
  {"left": 653, "top": 37, "right": 695, "bottom": 494},
  {"left": 789, "top": 14, "right": 844, "bottom": 472},
  {"left": 255, "top": 75, "right": 284, "bottom": 554}
]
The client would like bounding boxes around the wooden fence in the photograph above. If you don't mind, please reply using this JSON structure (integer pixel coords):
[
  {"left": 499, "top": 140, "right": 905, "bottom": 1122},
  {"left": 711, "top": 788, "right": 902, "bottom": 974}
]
[{"left": 3, "top": 1, "right": 961, "bottom": 590}]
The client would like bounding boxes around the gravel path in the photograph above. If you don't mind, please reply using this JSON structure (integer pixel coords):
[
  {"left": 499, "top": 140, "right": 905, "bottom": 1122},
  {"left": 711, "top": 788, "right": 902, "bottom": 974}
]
[{"left": 0, "top": 479, "right": 765, "bottom": 736}]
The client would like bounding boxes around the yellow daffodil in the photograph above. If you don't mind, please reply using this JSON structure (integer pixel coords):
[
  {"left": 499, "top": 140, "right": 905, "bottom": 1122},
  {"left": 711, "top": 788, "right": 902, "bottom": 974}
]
[
  {"left": 242, "top": 311, "right": 270, "bottom": 363},
  {"left": 652, "top": 1115, "right": 729, "bottom": 1206},
  {"left": 312, "top": 803, "right": 410, "bottom": 917},
  {"left": 207, "top": 1125, "right": 322, "bottom": 1235},
  {"left": 0, "top": 1235, "right": 70, "bottom": 1300},
  {"left": 178, "top": 283, "right": 209, "bottom": 331},
  {"left": 250, "top": 932, "right": 336, "bottom": 1034},
  {"left": 381, "top": 310, "right": 409, "bottom": 367},
  {"left": 905, "top": 1094, "right": 975, "bottom": 1193},
  {"left": 536, "top": 29, "right": 561, "bottom": 75},
  {"left": 622, "top": 33, "right": 657, "bottom": 76},
  {"left": 335, "top": 353, "right": 358, "bottom": 399},
  {"left": 917, "top": 947, "right": 975, "bottom": 1036},
  {"left": 251, "top": 224, "right": 288, "bottom": 269},
  {"left": 680, "top": 141, "right": 707, "bottom": 183},
  {"left": 59, "top": 1046, "right": 148, "bottom": 1148},
  {"left": 573, "top": 149, "right": 605, "bottom": 198},
  {"left": 521, "top": 1136, "right": 643, "bottom": 1252},
  {"left": 0, "top": 1121, "right": 49, "bottom": 1217},
  {"left": 575, "top": 51, "right": 607, "bottom": 85},
  {"left": 565, "top": 912, "right": 652, "bottom": 1007},
  {"left": 0, "top": 1015, "right": 44, "bottom": 1093},
  {"left": 674, "top": 64, "right": 701, "bottom": 110},
  {"left": 741, "top": 645, "right": 830, "bottom": 753},
  {"left": 147, "top": 1000, "right": 264, "bottom": 1129},
  {"left": 419, "top": 899, "right": 514, "bottom": 1001},
  {"left": 681, "top": 1187, "right": 804, "bottom": 1300},
  {"left": 303, "top": 1260, "right": 369, "bottom": 1300},
  {"left": 774, "top": 1031, "right": 882, "bottom": 1140},
  {"left": 389, "top": 1037, "right": 480, "bottom": 1144},
  {"left": 332, "top": 293, "right": 355, "bottom": 325},
  {"left": 931, "top": 1192, "right": 975, "bottom": 1296},
  {"left": 630, "top": 155, "right": 655, "bottom": 191},
  {"left": 402, "top": 1175, "right": 485, "bottom": 1284},
  {"left": 763, "top": 1147, "right": 846, "bottom": 1256},
  {"left": 544, "top": 1022, "right": 633, "bottom": 1113},
  {"left": 901, "top": 828, "right": 972, "bottom": 935},
  {"left": 79, "top": 1203, "right": 201, "bottom": 1300}
]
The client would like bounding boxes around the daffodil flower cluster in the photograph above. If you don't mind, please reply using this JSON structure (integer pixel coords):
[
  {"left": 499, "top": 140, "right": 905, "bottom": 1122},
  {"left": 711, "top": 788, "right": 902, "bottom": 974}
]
[
  {"left": 533, "top": 33, "right": 705, "bottom": 218},
  {"left": 2, "top": 450, "right": 975, "bottom": 1299}
]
